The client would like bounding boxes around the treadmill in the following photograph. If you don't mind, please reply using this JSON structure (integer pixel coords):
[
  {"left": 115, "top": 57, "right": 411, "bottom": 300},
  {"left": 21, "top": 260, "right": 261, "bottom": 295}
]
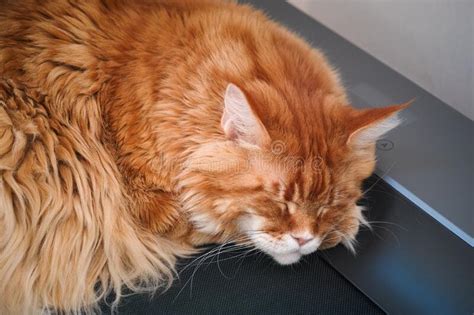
[{"left": 104, "top": 1, "right": 473, "bottom": 314}]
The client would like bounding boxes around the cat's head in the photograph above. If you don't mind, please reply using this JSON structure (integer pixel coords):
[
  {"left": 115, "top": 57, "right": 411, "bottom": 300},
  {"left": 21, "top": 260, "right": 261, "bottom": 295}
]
[{"left": 180, "top": 83, "right": 409, "bottom": 265}]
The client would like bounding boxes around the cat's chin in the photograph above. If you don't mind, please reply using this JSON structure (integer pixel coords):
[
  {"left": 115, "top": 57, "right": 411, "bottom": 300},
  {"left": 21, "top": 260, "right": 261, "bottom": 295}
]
[{"left": 271, "top": 252, "right": 302, "bottom": 265}]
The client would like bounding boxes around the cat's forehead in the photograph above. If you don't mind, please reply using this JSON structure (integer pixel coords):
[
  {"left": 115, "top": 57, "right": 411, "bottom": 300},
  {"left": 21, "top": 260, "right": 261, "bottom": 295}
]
[
  {"left": 264, "top": 163, "right": 332, "bottom": 205},
  {"left": 248, "top": 148, "right": 359, "bottom": 208}
]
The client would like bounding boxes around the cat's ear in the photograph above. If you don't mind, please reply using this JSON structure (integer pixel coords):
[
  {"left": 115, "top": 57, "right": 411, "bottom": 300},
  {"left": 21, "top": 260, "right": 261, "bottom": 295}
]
[
  {"left": 221, "top": 83, "right": 271, "bottom": 147},
  {"left": 347, "top": 101, "right": 412, "bottom": 146}
]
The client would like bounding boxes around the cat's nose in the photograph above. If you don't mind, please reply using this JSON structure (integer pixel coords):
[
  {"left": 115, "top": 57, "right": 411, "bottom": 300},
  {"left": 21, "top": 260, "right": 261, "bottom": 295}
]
[{"left": 291, "top": 235, "right": 313, "bottom": 246}]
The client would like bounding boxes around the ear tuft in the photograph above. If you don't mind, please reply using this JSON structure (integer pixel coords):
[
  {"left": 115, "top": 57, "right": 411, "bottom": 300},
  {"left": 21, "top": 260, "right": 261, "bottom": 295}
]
[
  {"left": 349, "top": 111, "right": 402, "bottom": 145},
  {"left": 221, "top": 83, "right": 270, "bottom": 147},
  {"left": 347, "top": 101, "right": 412, "bottom": 146}
]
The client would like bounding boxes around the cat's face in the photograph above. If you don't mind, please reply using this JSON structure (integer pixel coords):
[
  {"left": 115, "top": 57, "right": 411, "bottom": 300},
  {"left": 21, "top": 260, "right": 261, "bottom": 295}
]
[
  {"left": 184, "top": 146, "right": 370, "bottom": 264},
  {"left": 181, "top": 84, "right": 408, "bottom": 264},
  {"left": 234, "top": 154, "right": 368, "bottom": 265}
]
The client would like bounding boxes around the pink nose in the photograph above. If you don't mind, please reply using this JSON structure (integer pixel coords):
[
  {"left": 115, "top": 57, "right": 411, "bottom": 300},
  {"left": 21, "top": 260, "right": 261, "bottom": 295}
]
[{"left": 291, "top": 235, "right": 313, "bottom": 246}]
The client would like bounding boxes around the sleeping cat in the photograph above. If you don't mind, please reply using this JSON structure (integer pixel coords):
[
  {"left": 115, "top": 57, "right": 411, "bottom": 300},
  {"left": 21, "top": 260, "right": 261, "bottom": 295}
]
[{"left": 0, "top": 0, "right": 409, "bottom": 313}]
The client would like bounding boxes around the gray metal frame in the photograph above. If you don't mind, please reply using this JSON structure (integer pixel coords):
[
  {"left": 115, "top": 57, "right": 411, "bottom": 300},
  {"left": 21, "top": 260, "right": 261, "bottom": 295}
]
[{"left": 323, "top": 176, "right": 473, "bottom": 314}]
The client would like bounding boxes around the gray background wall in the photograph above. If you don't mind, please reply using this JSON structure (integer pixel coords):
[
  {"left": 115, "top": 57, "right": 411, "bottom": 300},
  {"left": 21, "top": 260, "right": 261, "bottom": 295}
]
[{"left": 288, "top": 0, "right": 473, "bottom": 120}]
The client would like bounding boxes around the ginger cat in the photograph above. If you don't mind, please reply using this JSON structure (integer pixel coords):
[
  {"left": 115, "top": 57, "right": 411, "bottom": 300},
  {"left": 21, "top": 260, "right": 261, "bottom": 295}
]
[{"left": 0, "top": 0, "right": 408, "bottom": 313}]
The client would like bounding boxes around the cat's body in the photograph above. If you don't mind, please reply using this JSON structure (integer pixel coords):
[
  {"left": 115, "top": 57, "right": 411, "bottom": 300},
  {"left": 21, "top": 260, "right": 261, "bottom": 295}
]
[{"left": 0, "top": 0, "right": 407, "bottom": 313}]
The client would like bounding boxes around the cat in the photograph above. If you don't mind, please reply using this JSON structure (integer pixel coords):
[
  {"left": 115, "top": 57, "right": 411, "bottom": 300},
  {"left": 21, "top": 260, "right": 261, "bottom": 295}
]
[{"left": 0, "top": 0, "right": 409, "bottom": 313}]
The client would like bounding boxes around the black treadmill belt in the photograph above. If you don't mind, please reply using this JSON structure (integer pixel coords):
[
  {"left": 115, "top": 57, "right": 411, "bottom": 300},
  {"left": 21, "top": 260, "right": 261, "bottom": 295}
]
[{"left": 104, "top": 250, "right": 383, "bottom": 315}]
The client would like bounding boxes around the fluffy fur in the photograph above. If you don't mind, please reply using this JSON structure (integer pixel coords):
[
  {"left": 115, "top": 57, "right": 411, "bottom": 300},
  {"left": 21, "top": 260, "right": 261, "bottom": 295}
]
[{"left": 0, "top": 0, "right": 408, "bottom": 313}]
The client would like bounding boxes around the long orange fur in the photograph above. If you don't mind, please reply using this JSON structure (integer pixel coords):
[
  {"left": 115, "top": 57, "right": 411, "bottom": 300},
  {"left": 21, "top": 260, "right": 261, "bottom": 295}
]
[{"left": 0, "top": 0, "right": 408, "bottom": 313}]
